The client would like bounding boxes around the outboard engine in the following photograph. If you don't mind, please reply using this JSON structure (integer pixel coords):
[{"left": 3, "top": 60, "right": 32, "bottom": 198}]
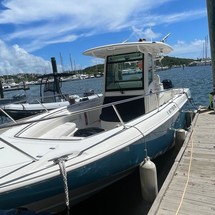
[{"left": 162, "top": 79, "right": 174, "bottom": 89}]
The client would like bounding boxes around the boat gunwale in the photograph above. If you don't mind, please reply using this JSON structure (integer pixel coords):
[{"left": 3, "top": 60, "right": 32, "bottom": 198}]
[
  {"left": 0, "top": 88, "right": 188, "bottom": 131},
  {"left": 0, "top": 88, "right": 190, "bottom": 162}
]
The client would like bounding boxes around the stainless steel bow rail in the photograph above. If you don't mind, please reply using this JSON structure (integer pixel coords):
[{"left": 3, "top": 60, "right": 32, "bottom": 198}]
[{"left": 0, "top": 88, "right": 190, "bottom": 130}]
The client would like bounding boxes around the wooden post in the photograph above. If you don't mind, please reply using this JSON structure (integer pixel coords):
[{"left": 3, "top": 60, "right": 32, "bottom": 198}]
[
  {"left": 0, "top": 80, "right": 4, "bottom": 98},
  {"left": 51, "top": 57, "right": 60, "bottom": 95},
  {"left": 206, "top": 0, "right": 215, "bottom": 93}
]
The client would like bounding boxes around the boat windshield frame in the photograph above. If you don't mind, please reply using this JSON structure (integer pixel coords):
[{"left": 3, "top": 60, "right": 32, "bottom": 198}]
[{"left": 105, "top": 52, "right": 144, "bottom": 91}]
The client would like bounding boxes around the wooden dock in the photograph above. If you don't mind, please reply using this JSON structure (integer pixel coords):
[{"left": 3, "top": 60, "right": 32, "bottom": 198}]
[{"left": 148, "top": 108, "right": 215, "bottom": 215}]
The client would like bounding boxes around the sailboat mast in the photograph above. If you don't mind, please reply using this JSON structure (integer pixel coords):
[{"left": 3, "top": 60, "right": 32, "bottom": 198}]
[
  {"left": 206, "top": 35, "right": 208, "bottom": 61},
  {"left": 69, "top": 53, "right": 73, "bottom": 72},
  {"left": 59, "top": 52, "right": 64, "bottom": 73},
  {"left": 203, "top": 42, "right": 205, "bottom": 61}
]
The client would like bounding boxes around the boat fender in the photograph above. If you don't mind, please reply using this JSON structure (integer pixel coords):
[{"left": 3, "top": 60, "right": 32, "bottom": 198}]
[
  {"left": 175, "top": 128, "right": 186, "bottom": 146},
  {"left": 185, "top": 111, "right": 195, "bottom": 128},
  {"left": 139, "top": 156, "right": 158, "bottom": 203}
]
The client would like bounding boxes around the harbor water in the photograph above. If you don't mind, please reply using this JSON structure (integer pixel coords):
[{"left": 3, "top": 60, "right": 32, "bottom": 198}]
[
  {"left": 3, "top": 65, "right": 213, "bottom": 109},
  {"left": 1, "top": 65, "right": 213, "bottom": 214},
  {"left": 158, "top": 65, "right": 213, "bottom": 108}
]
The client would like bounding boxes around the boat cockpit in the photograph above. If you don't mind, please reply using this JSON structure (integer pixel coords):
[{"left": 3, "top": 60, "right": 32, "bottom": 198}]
[{"left": 10, "top": 42, "right": 178, "bottom": 140}]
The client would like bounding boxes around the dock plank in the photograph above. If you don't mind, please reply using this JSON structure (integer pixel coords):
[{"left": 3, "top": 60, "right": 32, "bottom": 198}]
[{"left": 148, "top": 109, "right": 215, "bottom": 215}]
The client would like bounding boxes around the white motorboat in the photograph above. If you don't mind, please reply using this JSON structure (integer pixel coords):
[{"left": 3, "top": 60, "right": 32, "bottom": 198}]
[
  {"left": 0, "top": 39, "right": 191, "bottom": 212},
  {"left": 1, "top": 57, "right": 100, "bottom": 120}
]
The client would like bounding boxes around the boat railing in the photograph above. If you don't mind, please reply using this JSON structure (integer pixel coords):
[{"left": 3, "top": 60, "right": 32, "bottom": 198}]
[
  {"left": 0, "top": 88, "right": 188, "bottom": 129},
  {"left": 0, "top": 107, "right": 17, "bottom": 123},
  {"left": 0, "top": 93, "right": 68, "bottom": 125},
  {"left": 32, "top": 92, "right": 70, "bottom": 103},
  {"left": 34, "top": 99, "right": 49, "bottom": 112}
]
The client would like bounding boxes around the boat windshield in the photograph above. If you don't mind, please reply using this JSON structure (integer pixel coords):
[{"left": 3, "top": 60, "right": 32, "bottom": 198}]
[{"left": 105, "top": 52, "right": 144, "bottom": 91}]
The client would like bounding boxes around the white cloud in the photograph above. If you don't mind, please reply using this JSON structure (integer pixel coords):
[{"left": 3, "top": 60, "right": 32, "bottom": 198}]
[
  {"left": 129, "top": 9, "right": 206, "bottom": 30},
  {"left": 0, "top": 0, "right": 170, "bottom": 24},
  {"left": 156, "top": 10, "right": 206, "bottom": 25},
  {"left": 171, "top": 39, "right": 209, "bottom": 59},
  {"left": 0, "top": 39, "right": 52, "bottom": 75},
  {"left": 1, "top": 0, "right": 205, "bottom": 52},
  {"left": 124, "top": 26, "right": 162, "bottom": 42},
  {"left": 0, "top": 0, "right": 208, "bottom": 73}
]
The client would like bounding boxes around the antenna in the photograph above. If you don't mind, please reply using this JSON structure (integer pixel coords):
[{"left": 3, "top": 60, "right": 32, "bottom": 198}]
[
  {"left": 161, "top": 33, "right": 171, "bottom": 43},
  {"left": 122, "top": 39, "right": 128, "bottom": 43}
]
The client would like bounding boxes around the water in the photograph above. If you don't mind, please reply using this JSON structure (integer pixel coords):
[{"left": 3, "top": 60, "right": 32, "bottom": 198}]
[
  {"left": 3, "top": 65, "right": 213, "bottom": 108},
  {"left": 62, "top": 65, "right": 212, "bottom": 109},
  {"left": 3, "top": 78, "right": 103, "bottom": 103},
  {"left": 158, "top": 65, "right": 213, "bottom": 108}
]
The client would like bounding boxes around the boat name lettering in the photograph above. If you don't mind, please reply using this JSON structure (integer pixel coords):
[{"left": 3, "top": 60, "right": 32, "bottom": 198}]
[{"left": 167, "top": 104, "right": 177, "bottom": 115}]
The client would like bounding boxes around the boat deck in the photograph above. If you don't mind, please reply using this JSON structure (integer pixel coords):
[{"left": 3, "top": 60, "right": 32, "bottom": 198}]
[{"left": 148, "top": 108, "right": 215, "bottom": 215}]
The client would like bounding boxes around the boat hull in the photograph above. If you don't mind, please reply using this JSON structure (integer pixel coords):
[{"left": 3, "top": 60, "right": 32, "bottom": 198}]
[
  {"left": 0, "top": 107, "right": 187, "bottom": 212},
  {"left": 1, "top": 101, "right": 70, "bottom": 120}
]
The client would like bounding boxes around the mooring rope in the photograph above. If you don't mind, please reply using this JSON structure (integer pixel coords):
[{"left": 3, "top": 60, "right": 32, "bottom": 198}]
[
  {"left": 186, "top": 92, "right": 198, "bottom": 110},
  {"left": 175, "top": 115, "right": 195, "bottom": 215},
  {"left": 55, "top": 157, "right": 70, "bottom": 215}
]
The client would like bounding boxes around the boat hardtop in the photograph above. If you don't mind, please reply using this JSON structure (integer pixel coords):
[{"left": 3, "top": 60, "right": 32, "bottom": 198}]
[{"left": 83, "top": 41, "right": 173, "bottom": 58}]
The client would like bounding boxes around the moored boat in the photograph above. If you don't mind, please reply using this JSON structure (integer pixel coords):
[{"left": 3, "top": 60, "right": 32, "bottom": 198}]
[
  {"left": 0, "top": 39, "right": 191, "bottom": 212},
  {"left": 1, "top": 58, "right": 101, "bottom": 120}
]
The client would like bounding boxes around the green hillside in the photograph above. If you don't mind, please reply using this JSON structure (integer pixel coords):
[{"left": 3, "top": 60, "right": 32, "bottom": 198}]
[
  {"left": 0, "top": 56, "right": 196, "bottom": 83},
  {"left": 82, "top": 56, "right": 195, "bottom": 75},
  {"left": 160, "top": 56, "right": 194, "bottom": 67}
]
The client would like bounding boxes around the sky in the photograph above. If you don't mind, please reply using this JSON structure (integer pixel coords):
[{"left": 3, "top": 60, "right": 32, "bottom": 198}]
[{"left": 0, "top": 0, "right": 210, "bottom": 75}]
